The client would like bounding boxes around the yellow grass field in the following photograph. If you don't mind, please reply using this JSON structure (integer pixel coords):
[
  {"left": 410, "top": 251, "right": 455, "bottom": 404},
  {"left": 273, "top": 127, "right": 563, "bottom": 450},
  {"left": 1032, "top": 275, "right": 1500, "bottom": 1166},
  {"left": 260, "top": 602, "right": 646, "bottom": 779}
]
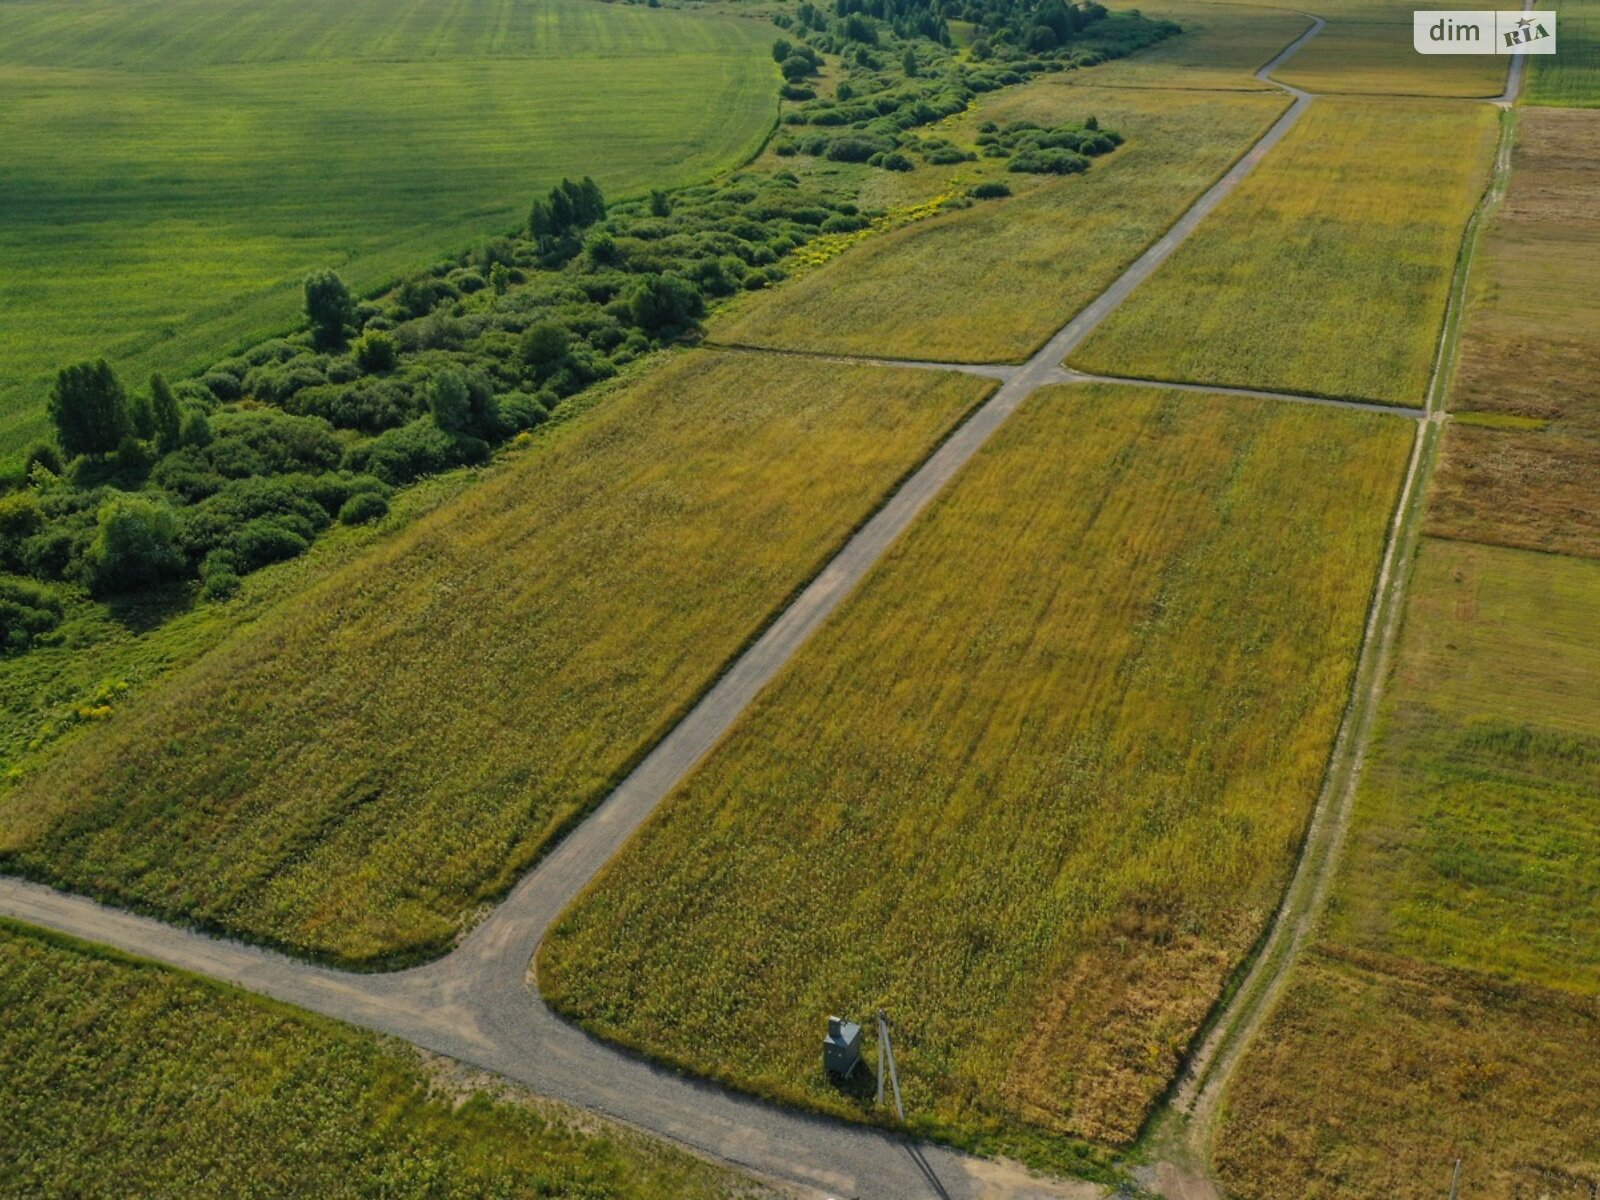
[
  {"left": 1216, "top": 539, "right": 1600, "bottom": 1198},
  {"left": 542, "top": 384, "right": 1412, "bottom": 1151},
  {"left": 712, "top": 83, "right": 1287, "bottom": 362},
  {"left": 0, "top": 922, "right": 768, "bottom": 1199},
  {"left": 0, "top": 352, "right": 992, "bottom": 965},
  {"left": 1072, "top": 98, "right": 1498, "bottom": 404}
]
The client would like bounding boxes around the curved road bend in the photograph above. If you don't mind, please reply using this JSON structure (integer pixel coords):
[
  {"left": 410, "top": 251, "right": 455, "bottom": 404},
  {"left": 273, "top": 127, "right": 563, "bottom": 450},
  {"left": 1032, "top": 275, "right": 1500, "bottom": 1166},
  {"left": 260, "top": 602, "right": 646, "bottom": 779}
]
[{"left": 0, "top": 16, "right": 1367, "bottom": 1200}]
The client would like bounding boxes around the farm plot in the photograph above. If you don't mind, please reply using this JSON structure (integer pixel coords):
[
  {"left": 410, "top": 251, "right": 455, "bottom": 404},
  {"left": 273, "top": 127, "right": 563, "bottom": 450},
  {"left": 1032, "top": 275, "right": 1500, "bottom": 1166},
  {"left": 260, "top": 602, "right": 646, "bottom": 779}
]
[
  {"left": 1215, "top": 539, "right": 1600, "bottom": 1199},
  {"left": 1067, "top": 0, "right": 1309, "bottom": 91},
  {"left": 712, "top": 84, "right": 1288, "bottom": 362},
  {"left": 0, "top": 922, "right": 768, "bottom": 1200},
  {"left": 0, "top": 0, "right": 774, "bottom": 456},
  {"left": 1430, "top": 108, "right": 1600, "bottom": 556},
  {"left": 1272, "top": 0, "right": 1507, "bottom": 98},
  {"left": 0, "top": 352, "right": 992, "bottom": 966},
  {"left": 1527, "top": 0, "right": 1600, "bottom": 106},
  {"left": 541, "top": 383, "right": 1412, "bottom": 1150},
  {"left": 1071, "top": 98, "right": 1498, "bottom": 405}
]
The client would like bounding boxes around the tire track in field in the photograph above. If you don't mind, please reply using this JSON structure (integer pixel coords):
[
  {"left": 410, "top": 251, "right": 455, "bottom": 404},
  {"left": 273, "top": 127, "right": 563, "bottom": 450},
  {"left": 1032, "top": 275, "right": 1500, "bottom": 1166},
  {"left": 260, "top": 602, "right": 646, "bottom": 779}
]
[{"left": 0, "top": 12, "right": 1468, "bottom": 1198}]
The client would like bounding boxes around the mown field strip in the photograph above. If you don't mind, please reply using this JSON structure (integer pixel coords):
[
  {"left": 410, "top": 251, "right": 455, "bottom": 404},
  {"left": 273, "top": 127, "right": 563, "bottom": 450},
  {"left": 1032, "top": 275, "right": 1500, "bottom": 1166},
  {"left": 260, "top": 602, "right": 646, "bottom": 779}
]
[
  {"left": 0, "top": 0, "right": 773, "bottom": 454},
  {"left": 0, "top": 353, "right": 992, "bottom": 966}
]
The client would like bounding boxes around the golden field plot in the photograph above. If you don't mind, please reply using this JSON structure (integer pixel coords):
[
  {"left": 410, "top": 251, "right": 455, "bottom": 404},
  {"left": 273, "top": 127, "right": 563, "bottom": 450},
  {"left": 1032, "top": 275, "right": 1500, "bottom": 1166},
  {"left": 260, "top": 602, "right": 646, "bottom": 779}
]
[
  {"left": 1431, "top": 109, "right": 1600, "bottom": 556},
  {"left": 712, "top": 83, "right": 1287, "bottom": 362},
  {"left": 0, "top": 923, "right": 767, "bottom": 1199},
  {"left": 0, "top": 352, "right": 992, "bottom": 966},
  {"left": 541, "top": 384, "right": 1411, "bottom": 1150},
  {"left": 1072, "top": 98, "right": 1498, "bottom": 405},
  {"left": 1216, "top": 539, "right": 1600, "bottom": 1198}
]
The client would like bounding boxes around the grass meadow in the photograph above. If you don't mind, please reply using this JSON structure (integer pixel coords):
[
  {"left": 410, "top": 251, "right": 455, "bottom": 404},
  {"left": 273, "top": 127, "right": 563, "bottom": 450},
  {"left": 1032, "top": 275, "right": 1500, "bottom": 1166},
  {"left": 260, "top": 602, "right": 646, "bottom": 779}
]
[
  {"left": 541, "top": 384, "right": 1412, "bottom": 1152},
  {"left": 0, "top": 352, "right": 992, "bottom": 965},
  {"left": 0, "top": 921, "right": 766, "bottom": 1199},
  {"left": 0, "top": 0, "right": 775, "bottom": 455},
  {"left": 1216, "top": 539, "right": 1600, "bottom": 1198},
  {"left": 714, "top": 83, "right": 1287, "bottom": 362},
  {"left": 1072, "top": 98, "right": 1498, "bottom": 405},
  {"left": 1431, "top": 109, "right": 1600, "bottom": 557},
  {"left": 1527, "top": 0, "right": 1600, "bottom": 106}
]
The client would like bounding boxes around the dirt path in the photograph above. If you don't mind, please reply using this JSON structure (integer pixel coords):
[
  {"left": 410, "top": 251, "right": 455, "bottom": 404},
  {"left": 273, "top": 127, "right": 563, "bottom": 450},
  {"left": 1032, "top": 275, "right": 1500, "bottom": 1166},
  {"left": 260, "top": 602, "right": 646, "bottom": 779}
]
[{"left": 0, "top": 13, "right": 1479, "bottom": 1198}]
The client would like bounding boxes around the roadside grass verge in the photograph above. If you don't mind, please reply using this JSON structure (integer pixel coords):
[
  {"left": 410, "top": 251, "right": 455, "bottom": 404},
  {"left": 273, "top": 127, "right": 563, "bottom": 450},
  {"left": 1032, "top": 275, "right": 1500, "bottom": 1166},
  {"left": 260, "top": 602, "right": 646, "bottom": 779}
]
[
  {"left": 0, "top": 0, "right": 774, "bottom": 455},
  {"left": 712, "top": 83, "right": 1288, "bottom": 362},
  {"left": 1215, "top": 538, "right": 1600, "bottom": 1198},
  {"left": 541, "top": 383, "right": 1411, "bottom": 1152},
  {"left": 0, "top": 920, "right": 768, "bottom": 1199},
  {"left": 0, "top": 352, "right": 993, "bottom": 965},
  {"left": 1071, "top": 98, "right": 1498, "bottom": 405},
  {"left": 1432, "top": 109, "right": 1600, "bottom": 555}
]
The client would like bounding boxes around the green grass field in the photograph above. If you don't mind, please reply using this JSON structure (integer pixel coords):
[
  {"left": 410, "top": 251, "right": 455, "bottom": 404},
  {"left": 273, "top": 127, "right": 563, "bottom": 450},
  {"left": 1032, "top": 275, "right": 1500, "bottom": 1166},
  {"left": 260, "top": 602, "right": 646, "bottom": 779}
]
[
  {"left": 541, "top": 384, "right": 1411, "bottom": 1151},
  {"left": 0, "top": 921, "right": 766, "bottom": 1199},
  {"left": 0, "top": 351, "right": 992, "bottom": 965},
  {"left": 1072, "top": 98, "right": 1498, "bottom": 405},
  {"left": 1527, "top": 0, "right": 1600, "bottom": 106},
  {"left": 1216, "top": 539, "right": 1600, "bottom": 1198},
  {"left": 714, "top": 82, "right": 1287, "bottom": 362},
  {"left": 0, "top": 0, "right": 775, "bottom": 455}
]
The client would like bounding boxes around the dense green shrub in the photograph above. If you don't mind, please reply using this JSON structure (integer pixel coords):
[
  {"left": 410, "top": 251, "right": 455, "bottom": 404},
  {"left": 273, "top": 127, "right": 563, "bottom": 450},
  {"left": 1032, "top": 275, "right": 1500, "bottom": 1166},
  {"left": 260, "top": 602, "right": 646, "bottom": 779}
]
[
  {"left": 0, "top": 575, "right": 63, "bottom": 651},
  {"left": 970, "top": 180, "right": 1013, "bottom": 198},
  {"left": 339, "top": 491, "right": 389, "bottom": 526},
  {"left": 354, "top": 330, "right": 398, "bottom": 373},
  {"left": 82, "top": 494, "right": 183, "bottom": 596}
]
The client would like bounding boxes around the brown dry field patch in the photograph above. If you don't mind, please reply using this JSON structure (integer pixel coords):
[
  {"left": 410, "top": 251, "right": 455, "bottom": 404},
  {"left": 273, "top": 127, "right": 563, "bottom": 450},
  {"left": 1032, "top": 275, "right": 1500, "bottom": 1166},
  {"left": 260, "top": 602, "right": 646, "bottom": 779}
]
[{"left": 1436, "top": 109, "right": 1600, "bottom": 555}]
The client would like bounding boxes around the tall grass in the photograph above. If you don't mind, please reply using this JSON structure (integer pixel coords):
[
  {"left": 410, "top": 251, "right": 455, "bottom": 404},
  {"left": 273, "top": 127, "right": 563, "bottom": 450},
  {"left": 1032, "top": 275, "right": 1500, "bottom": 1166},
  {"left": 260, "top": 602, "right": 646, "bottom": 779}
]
[
  {"left": 0, "top": 0, "right": 774, "bottom": 454},
  {"left": 542, "top": 384, "right": 1411, "bottom": 1149},
  {"left": 0, "top": 352, "right": 992, "bottom": 965},
  {"left": 0, "top": 922, "right": 766, "bottom": 1199},
  {"left": 1072, "top": 98, "right": 1498, "bottom": 404}
]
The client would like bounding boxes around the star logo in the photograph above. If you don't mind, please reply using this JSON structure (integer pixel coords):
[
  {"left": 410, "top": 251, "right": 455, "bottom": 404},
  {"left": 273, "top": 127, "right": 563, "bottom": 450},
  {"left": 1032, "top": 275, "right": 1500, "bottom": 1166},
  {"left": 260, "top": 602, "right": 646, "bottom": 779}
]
[{"left": 1517, "top": 16, "right": 1534, "bottom": 28}]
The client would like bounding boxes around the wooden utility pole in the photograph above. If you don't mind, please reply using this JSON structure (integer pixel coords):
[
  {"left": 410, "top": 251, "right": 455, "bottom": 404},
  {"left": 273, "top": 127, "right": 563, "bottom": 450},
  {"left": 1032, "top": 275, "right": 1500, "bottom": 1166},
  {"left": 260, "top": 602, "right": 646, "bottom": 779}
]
[{"left": 876, "top": 1009, "right": 904, "bottom": 1122}]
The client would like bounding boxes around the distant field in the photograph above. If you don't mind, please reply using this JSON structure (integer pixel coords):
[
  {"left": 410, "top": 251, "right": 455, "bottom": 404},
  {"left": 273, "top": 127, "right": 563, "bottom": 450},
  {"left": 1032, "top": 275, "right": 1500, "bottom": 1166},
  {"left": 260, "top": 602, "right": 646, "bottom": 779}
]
[
  {"left": 0, "top": 352, "right": 991, "bottom": 965},
  {"left": 0, "top": 0, "right": 775, "bottom": 455},
  {"left": 1527, "top": 0, "right": 1600, "bottom": 106},
  {"left": 714, "top": 83, "right": 1286, "bottom": 361},
  {"left": 1072, "top": 98, "right": 1497, "bottom": 404},
  {"left": 542, "top": 384, "right": 1410, "bottom": 1149},
  {"left": 1069, "top": 0, "right": 1307, "bottom": 90},
  {"left": 1216, "top": 539, "right": 1600, "bottom": 1198},
  {"left": 1432, "top": 109, "right": 1600, "bottom": 556},
  {"left": 0, "top": 922, "right": 765, "bottom": 1199},
  {"left": 1275, "top": 0, "right": 1507, "bottom": 97}
]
